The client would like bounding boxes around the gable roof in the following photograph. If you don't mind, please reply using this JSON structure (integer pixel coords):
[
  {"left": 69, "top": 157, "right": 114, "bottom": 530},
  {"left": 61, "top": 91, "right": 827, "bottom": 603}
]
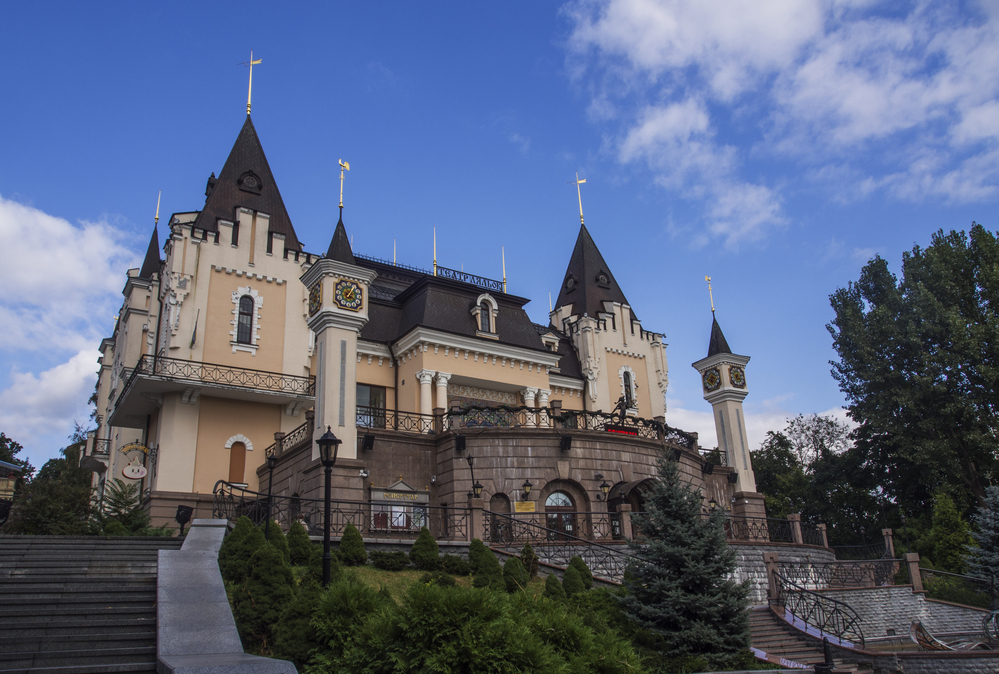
[
  {"left": 137, "top": 224, "right": 161, "bottom": 280},
  {"left": 707, "top": 315, "right": 732, "bottom": 357},
  {"left": 192, "top": 116, "right": 301, "bottom": 250},
  {"left": 553, "top": 224, "right": 635, "bottom": 320}
]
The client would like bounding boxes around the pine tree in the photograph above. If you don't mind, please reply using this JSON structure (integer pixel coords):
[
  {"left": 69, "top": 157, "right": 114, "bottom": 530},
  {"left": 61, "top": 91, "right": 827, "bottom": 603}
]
[
  {"left": 286, "top": 519, "right": 313, "bottom": 566},
  {"left": 543, "top": 573, "right": 566, "bottom": 601},
  {"left": 620, "top": 453, "right": 749, "bottom": 666},
  {"left": 219, "top": 516, "right": 266, "bottom": 584},
  {"left": 503, "top": 557, "right": 528, "bottom": 593},
  {"left": 338, "top": 522, "right": 367, "bottom": 566},
  {"left": 568, "top": 556, "right": 593, "bottom": 589},
  {"left": 520, "top": 543, "right": 539, "bottom": 579},
  {"left": 472, "top": 546, "right": 504, "bottom": 591},
  {"left": 929, "top": 490, "right": 974, "bottom": 573},
  {"left": 561, "top": 565, "right": 585, "bottom": 597},
  {"left": 409, "top": 526, "right": 441, "bottom": 571},
  {"left": 262, "top": 520, "right": 290, "bottom": 565},
  {"left": 966, "top": 485, "right": 999, "bottom": 582},
  {"left": 468, "top": 538, "right": 487, "bottom": 574},
  {"left": 232, "top": 542, "right": 295, "bottom": 653}
]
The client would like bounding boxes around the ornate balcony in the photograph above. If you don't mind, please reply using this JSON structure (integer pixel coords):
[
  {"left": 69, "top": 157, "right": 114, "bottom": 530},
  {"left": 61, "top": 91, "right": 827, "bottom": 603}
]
[{"left": 108, "top": 355, "right": 315, "bottom": 429}]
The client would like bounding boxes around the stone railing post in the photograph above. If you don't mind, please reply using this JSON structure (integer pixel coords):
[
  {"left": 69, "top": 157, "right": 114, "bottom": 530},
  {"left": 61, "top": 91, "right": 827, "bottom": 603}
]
[
  {"left": 306, "top": 408, "right": 315, "bottom": 430},
  {"left": 882, "top": 528, "right": 895, "bottom": 558},
  {"left": 618, "top": 504, "right": 634, "bottom": 540},
  {"left": 433, "top": 407, "right": 444, "bottom": 435},
  {"left": 764, "top": 552, "right": 780, "bottom": 602},
  {"left": 654, "top": 415, "right": 666, "bottom": 444},
  {"left": 788, "top": 513, "right": 803, "bottom": 545},
  {"left": 467, "top": 495, "right": 486, "bottom": 542},
  {"left": 550, "top": 399, "right": 563, "bottom": 429},
  {"left": 817, "top": 523, "right": 829, "bottom": 548},
  {"left": 905, "top": 552, "right": 924, "bottom": 593}
]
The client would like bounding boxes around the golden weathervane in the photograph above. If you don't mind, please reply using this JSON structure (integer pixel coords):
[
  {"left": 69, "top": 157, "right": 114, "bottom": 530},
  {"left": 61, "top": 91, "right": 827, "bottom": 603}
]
[
  {"left": 570, "top": 172, "right": 587, "bottom": 225},
  {"left": 239, "top": 50, "right": 262, "bottom": 115},
  {"left": 705, "top": 276, "right": 715, "bottom": 314},
  {"left": 338, "top": 159, "right": 350, "bottom": 210}
]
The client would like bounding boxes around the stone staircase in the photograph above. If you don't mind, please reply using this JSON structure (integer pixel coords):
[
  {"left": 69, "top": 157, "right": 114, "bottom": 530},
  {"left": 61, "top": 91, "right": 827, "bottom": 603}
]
[
  {"left": 749, "top": 606, "right": 873, "bottom": 673},
  {"left": 0, "top": 535, "right": 184, "bottom": 674}
]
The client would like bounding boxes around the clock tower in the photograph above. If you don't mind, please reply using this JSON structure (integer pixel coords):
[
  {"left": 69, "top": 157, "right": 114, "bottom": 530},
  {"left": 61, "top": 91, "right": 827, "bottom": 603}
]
[
  {"left": 692, "top": 315, "right": 765, "bottom": 517},
  {"left": 300, "top": 216, "right": 377, "bottom": 460}
]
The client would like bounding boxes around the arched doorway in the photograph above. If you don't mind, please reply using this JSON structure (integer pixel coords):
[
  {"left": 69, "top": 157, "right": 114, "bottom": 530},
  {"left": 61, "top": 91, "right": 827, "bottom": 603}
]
[
  {"left": 228, "top": 442, "right": 246, "bottom": 485},
  {"left": 545, "top": 491, "right": 576, "bottom": 539}
]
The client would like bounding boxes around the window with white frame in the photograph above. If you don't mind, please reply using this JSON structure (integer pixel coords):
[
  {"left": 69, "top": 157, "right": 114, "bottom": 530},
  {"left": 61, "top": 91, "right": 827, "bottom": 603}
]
[
  {"left": 472, "top": 293, "right": 499, "bottom": 335},
  {"left": 618, "top": 364, "right": 639, "bottom": 413},
  {"left": 230, "top": 287, "right": 263, "bottom": 354}
]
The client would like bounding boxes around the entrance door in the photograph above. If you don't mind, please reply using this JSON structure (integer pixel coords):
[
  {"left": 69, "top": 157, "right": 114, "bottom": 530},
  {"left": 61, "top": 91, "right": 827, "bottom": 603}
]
[
  {"left": 545, "top": 491, "right": 575, "bottom": 540},
  {"left": 228, "top": 442, "right": 246, "bottom": 484}
]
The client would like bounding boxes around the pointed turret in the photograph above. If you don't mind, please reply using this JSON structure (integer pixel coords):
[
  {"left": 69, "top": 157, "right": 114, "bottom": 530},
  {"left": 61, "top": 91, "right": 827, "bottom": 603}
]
[
  {"left": 137, "top": 225, "right": 161, "bottom": 280},
  {"left": 707, "top": 316, "right": 732, "bottom": 357},
  {"left": 554, "top": 224, "right": 635, "bottom": 320},
  {"left": 191, "top": 116, "right": 301, "bottom": 250},
  {"left": 326, "top": 212, "right": 356, "bottom": 264}
]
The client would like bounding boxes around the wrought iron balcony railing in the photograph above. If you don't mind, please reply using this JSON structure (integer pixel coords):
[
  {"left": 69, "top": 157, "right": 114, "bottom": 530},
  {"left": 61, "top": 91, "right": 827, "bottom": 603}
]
[
  {"left": 90, "top": 438, "right": 111, "bottom": 456},
  {"left": 357, "top": 406, "right": 436, "bottom": 434},
  {"left": 723, "top": 516, "right": 795, "bottom": 543},
  {"left": 484, "top": 511, "right": 625, "bottom": 543},
  {"left": 450, "top": 405, "right": 556, "bottom": 430},
  {"left": 116, "top": 355, "right": 315, "bottom": 408}
]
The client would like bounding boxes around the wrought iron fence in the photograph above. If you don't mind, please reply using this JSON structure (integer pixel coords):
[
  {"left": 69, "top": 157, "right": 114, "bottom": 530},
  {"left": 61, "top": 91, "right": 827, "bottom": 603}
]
[
  {"left": 450, "top": 405, "right": 555, "bottom": 430},
  {"left": 117, "top": 355, "right": 315, "bottom": 408},
  {"left": 832, "top": 541, "right": 888, "bottom": 561},
  {"left": 772, "top": 571, "right": 865, "bottom": 648},
  {"left": 723, "top": 516, "right": 794, "bottom": 543},
  {"left": 559, "top": 410, "right": 664, "bottom": 441},
  {"left": 699, "top": 448, "right": 727, "bottom": 465},
  {"left": 484, "top": 511, "right": 631, "bottom": 582},
  {"left": 801, "top": 524, "right": 826, "bottom": 547},
  {"left": 486, "top": 511, "right": 624, "bottom": 542},
  {"left": 919, "top": 569, "right": 995, "bottom": 610},
  {"left": 778, "top": 560, "right": 900, "bottom": 590},
  {"left": 212, "top": 480, "right": 468, "bottom": 541},
  {"left": 90, "top": 438, "right": 111, "bottom": 456},
  {"left": 353, "top": 253, "right": 433, "bottom": 276},
  {"left": 434, "top": 265, "right": 504, "bottom": 293},
  {"left": 357, "top": 406, "right": 436, "bottom": 434}
]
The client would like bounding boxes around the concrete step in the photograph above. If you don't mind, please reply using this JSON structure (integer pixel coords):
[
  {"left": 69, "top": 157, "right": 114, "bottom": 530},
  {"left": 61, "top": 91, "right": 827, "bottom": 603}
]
[
  {"left": 0, "top": 632, "right": 153, "bottom": 654},
  {"left": 0, "top": 606, "right": 152, "bottom": 619},
  {"left": 0, "top": 665, "right": 156, "bottom": 674},
  {"left": 0, "top": 646, "right": 155, "bottom": 669},
  {"left": 0, "top": 617, "right": 156, "bottom": 638}
]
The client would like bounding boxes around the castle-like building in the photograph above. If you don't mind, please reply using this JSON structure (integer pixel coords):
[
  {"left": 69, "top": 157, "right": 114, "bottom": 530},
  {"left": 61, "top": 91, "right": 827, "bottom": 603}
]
[{"left": 87, "top": 111, "right": 763, "bottom": 535}]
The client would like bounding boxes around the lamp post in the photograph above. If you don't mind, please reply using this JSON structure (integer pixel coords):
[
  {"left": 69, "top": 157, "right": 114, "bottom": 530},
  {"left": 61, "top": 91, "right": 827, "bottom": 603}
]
[
  {"left": 599, "top": 480, "right": 611, "bottom": 500},
  {"left": 317, "top": 426, "right": 342, "bottom": 587},
  {"left": 264, "top": 448, "right": 278, "bottom": 538},
  {"left": 466, "top": 455, "right": 483, "bottom": 498}
]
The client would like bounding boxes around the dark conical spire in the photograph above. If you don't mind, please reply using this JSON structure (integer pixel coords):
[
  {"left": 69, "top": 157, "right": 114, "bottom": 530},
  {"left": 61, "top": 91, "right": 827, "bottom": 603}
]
[
  {"left": 707, "top": 315, "right": 732, "bottom": 357},
  {"left": 553, "top": 223, "right": 635, "bottom": 320},
  {"left": 191, "top": 115, "right": 301, "bottom": 250},
  {"left": 138, "top": 225, "right": 161, "bottom": 280},
  {"left": 326, "top": 209, "right": 355, "bottom": 264}
]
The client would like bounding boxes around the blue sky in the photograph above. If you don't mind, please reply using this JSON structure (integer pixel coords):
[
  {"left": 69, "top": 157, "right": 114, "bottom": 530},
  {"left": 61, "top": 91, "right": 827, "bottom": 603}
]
[{"left": 2, "top": 1, "right": 997, "bottom": 468}]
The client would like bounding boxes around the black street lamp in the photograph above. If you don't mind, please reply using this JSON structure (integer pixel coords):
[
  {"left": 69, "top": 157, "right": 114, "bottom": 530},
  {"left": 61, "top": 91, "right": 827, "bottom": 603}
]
[
  {"left": 522, "top": 479, "right": 532, "bottom": 501},
  {"left": 466, "top": 455, "right": 483, "bottom": 498},
  {"left": 599, "top": 480, "right": 611, "bottom": 499},
  {"left": 709, "top": 497, "right": 718, "bottom": 511},
  {"left": 317, "top": 426, "right": 342, "bottom": 587},
  {"left": 264, "top": 448, "right": 278, "bottom": 538}
]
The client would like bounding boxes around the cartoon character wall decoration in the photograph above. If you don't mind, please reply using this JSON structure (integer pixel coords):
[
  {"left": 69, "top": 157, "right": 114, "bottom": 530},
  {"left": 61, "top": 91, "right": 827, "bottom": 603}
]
[{"left": 123, "top": 455, "right": 147, "bottom": 480}]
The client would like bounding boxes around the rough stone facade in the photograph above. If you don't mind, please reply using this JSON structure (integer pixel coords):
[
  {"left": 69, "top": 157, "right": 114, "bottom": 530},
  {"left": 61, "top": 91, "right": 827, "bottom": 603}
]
[{"left": 821, "top": 586, "right": 988, "bottom": 638}]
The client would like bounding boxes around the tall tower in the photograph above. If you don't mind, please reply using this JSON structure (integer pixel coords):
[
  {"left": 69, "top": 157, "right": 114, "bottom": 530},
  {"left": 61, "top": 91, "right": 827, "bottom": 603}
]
[
  {"left": 300, "top": 216, "right": 377, "bottom": 459},
  {"left": 692, "top": 316, "right": 765, "bottom": 516}
]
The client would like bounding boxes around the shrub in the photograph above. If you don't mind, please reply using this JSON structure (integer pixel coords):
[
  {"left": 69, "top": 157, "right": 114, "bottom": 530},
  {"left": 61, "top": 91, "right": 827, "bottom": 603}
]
[
  {"left": 468, "top": 538, "right": 487, "bottom": 574},
  {"left": 503, "top": 557, "right": 528, "bottom": 593},
  {"left": 219, "top": 516, "right": 266, "bottom": 584},
  {"left": 441, "top": 554, "right": 471, "bottom": 576},
  {"left": 262, "top": 520, "right": 290, "bottom": 565},
  {"left": 408, "top": 526, "right": 441, "bottom": 571},
  {"left": 542, "top": 573, "right": 566, "bottom": 601},
  {"left": 520, "top": 543, "right": 539, "bottom": 579},
  {"left": 472, "top": 547, "right": 505, "bottom": 591},
  {"left": 568, "top": 556, "right": 593, "bottom": 590},
  {"left": 370, "top": 550, "right": 410, "bottom": 571},
  {"left": 232, "top": 543, "right": 295, "bottom": 652},
  {"left": 103, "top": 520, "right": 129, "bottom": 536},
  {"left": 304, "top": 538, "right": 339, "bottom": 584},
  {"left": 272, "top": 578, "right": 321, "bottom": 667},
  {"left": 562, "top": 565, "right": 585, "bottom": 597},
  {"left": 308, "top": 574, "right": 393, "bottom": 672},
  {"left": 286, "top": 520, "right": 313, "bottom": 566},
  {"left": 338, "top": 522, "right": 367, "bottom": 566},
  {"left": 419, "top": 571, "right": 457, "bottom": 587}
]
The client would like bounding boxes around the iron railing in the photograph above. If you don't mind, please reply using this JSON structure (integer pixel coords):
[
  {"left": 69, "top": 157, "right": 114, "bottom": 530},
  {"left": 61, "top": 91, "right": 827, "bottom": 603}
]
[
  {"left": 273, "top": 420, "right": 312, "bottom": 456},
  {"left": 450, "top": 405, "right": 555, "bottom": 430},
  {"left": 723, "top": 516, "right": 794, "bottom": 543},
  {"left": 212, "top": 481, "right": 468, "bottom": 541},
  {"left": 434, "top": 265, "right": 504, "bottom": 293},
  {"left": 354, "top": 253, "right": 433, "bottom": 277},
  {"left": 801, "top": 524, "right": 826, "bottom": 547},
  {"left": 117, "top": 355, "right": 315, "bottom": 408},
  {"left": 699, "top": 448, "right": 727, "bottom": 465},
  {"left": 486, "top": 511, "right": 624, "bottom": 542},
  {"left": 832, "top": 541, "right": 888, "bottom": 560},
  {"left": 778, "top": 560, "right": 900, "bottom": 590},
  {"left": 484, "top": 511, "right": 631, "bottom": 581},
  {"left": 357, "top": 406, "right": 436, "bottom": 434},
  {"left": 90, "top": 438, "right": 111, "bottom": 456},
  {"left": 772, "top": 571, "right": 866, "bottom": 648},
  {"left": 919, "top": 569, "right": 995, "bottom": 610}
]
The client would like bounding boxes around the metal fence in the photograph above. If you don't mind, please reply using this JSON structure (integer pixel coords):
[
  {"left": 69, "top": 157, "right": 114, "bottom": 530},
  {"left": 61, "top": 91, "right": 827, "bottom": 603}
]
[
  {"left": 484, "top": 511, "right": 624, "bottom": 543},
  {"left": 778, "top": 560, "right": 900, "bottom": 590},
  {"left": 919, "top": 568, "right": 996, "bottom": 610},
  {"left": 831, "top": 541, "right": 888, "bottom": 561},
  {"left": 772, "top": 571, "right": 866, "bottom": 648},
  {"left": 357, "top": 406, "right": 436, "bottom": 434},
  {"left": 723, "top": 516, "right": 794, "bottom": 543},
  {"left": 450, "top": 405, "right": 555, "bottom": 430}
]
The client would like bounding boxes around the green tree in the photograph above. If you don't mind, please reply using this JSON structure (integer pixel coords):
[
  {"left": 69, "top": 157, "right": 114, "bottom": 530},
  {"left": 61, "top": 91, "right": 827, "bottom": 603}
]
[
  {"left": 520, "top": 543, "right": 540, "bottom": 579},
  {"left": 567, "top": 556, "right": 593, "bottom": 590},
  {"left": 927, "top": 491, "right": 975, "bottom": 573},
  {"left": 307, "top": 574, "right": 393, "bottom": 672},
  {"left": 219, "top": 516, "right": 266, "bottom": 584},
  {"left": 286, "top": 520, "right": 313, "bottom": 566},
  {"left": 7, "top": 444, "right": 91, "bottom": 535},
  {"left": 829, "top": 224, "right": 999, "bottom": 517},
  {"left": 262, "top": 520, "right": 290, "bottom": 565},
  {"left": 272, "top": 578, "right": 321, "bottom": 668},
  {"left": 94, "top": 478, "right": 172, "bottom": 536},
  {"left": 561, "top": 565, "right": 586, "bottom": 597},
  {"left": 338, "top": 522, "right": 367, "bottom": 566},
  {"left": 502, "top": 557, "right": 528, "bottom": 593},
  {"left": 620, "top": 453, "right": 749, "bottom": 666},
  {"left": 966, "top": 485, "right": 999, "bottom": 581},
  {"left": 468, "top": 538, "right": 487, "bottom": 573},
  {"left": 472, "top": 546, "right": 505, "bottom": 591},
  {"left": 232, "top": 542, "right": 295, "bottom": 653},
  {"left": 752, "top": 430, "right": 811, "bottom": 518},
  {"left": 408, "top": 526, "right": 441, "bottom": 571},
  {"left": 542, "top": 573, "right": 566, "bottom": 601},
  {"left": 0, "top": 432, "right": 34, "bottom": 482}
]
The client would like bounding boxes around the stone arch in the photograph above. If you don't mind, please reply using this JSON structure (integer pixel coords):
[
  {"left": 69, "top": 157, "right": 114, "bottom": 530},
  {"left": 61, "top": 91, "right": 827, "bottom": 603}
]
[
  {"left": 538, "top": 478, "right": 591, "bottom": 514},
  {"left": 224, "top": 434, "right": 254, "bottom": 451},
  {"left": 489, "top": 492, "right": 511, "bottom": 514}
]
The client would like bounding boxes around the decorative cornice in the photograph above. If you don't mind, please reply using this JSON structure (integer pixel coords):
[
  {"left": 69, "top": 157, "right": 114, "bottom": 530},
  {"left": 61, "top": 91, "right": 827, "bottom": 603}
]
[
  {"left": 605, "top": 346, "right": 646, "bottom": 359},
  {"left": 213, "top": 265, "right": 285, "bottom": 285},
  {"left": 299, "top": 257, "right": 378, "bottom": 288},
  {"left": 548, "top": 374, "right": 584, "bottom": 390},
  {"left": 392, "top": 327, "right": 560, "bottom": 370},
  {"left": 692, "top": 352, "right": 750, "bottom": 372}
]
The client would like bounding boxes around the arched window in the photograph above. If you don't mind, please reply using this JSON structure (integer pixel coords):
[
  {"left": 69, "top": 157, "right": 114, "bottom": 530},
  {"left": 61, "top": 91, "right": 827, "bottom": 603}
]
[
  {"left": 623, "top": 371, "right": 634, "bottom": 408},
  {"left": 479, "top": 301, "right": 492, "bottom": 332},
  {"left": 236, "top": 295, "right": 254, "bottom": 344},
  {"left": 545, "top": 491, "right": 575, "bottom": 539}
]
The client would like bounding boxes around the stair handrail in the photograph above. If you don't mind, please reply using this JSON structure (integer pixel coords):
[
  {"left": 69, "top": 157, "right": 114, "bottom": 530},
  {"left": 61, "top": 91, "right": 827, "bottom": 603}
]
[{"left": 771, "top": 570, "right": 866, "bottom": 649}]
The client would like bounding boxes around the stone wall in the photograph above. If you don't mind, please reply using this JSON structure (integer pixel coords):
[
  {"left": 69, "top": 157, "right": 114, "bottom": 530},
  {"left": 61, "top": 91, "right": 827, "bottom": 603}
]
[
  {"left": 731, "top": 542, "right": 835, "bottom": 604},
  {"left": 821, "top": 586, "right": 988, "bottom": 638}
]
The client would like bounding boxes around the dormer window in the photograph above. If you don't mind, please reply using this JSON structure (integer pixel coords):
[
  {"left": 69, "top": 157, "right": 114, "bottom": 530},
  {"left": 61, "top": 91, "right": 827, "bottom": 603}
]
[
  {"left": 479, "top": 301, "right": 492, "bottom": 332},
  {"left": 472, "top": 293, "right": 499, "bottom": 337},
  {"left": 237, "top": 171, "right": 263, "bottom": 194},
  {"left": 595, "top": 270, "right": 611, "bottom": 289}
]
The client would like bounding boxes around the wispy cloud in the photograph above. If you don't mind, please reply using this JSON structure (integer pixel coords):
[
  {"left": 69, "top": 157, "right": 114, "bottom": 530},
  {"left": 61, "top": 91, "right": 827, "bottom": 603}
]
[{"left": 509, "top": 132, "right": 532, "bottom": 154}]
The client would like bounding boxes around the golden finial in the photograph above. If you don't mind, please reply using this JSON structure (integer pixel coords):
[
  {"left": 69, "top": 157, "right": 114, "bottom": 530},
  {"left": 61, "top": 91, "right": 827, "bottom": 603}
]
[
  {"left": 549, "top": 291, "right": 553, "bottom": 313},
  {"left": 338, "top": 159, "right": 350, "bottom": 210},
  {"left": 154, "top": 190, "right": 161, "bottom": 225},
  {"left": 570, "top": 172, "right": 587, "bottom": 225},
  {"left": 502, "top": 246, "right": 507, "bottom": 294},
  {"left": 705, "top": 276, "right": 715, "bottom": 314},
  {"left": 393, "top": 239, "right": 397, "bottom": 266},
  {"left": 239, "top": 50, "right": 263, "bottom": 115},
  {"left": 433, "top": 227, "right": 437, "bottom": 276}
]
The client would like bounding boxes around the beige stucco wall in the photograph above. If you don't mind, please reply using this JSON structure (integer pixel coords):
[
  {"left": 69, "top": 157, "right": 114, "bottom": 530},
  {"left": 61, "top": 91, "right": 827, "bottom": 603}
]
[
  {"left": 192, "top": 395, "right": 281, "bottom": 494},
  {"left": 201, "top": 272, "right": 287, "bottom": 373},
  {"left": 604, "top": 351, "right": 653, "bottom": 416}
]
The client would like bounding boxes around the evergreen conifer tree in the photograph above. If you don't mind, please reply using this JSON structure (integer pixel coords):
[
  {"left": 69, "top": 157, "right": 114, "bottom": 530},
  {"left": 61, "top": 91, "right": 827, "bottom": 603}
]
[
  {"left": 262, "top": 520, "right": 290, "bottom": 565},
  {"left": 272, "top": 578, "right": 321, "bottom": 668},
  {"left": 967, "top": 486, "right": 999, "bottom": 582},
  {"left": 472, "top": 546, "right": 504, "bottom": 591},
  {"left": 929, "top": 491, "right": 975, "bottom": 573},
  {"left": 620, "top": 453, "right": 749, "bottom": 666},
  {"left": 409, "top": 526, "right": 441, "bottom": 570},
  {"left": 468, "top": 538, "right": 487, "bottom": 574},
  {"left": 219, "top": 516, "right": 266, "bottom": 584},
  {"left": 520, "top": 543, "right": 539, "bottom": 579},
  {"left": 338, "top": 522, "right": 367, "bottom": 566},
  {"left": 568, "top": 556, "right": 593, "bottom": 589},
  {"left": 503, "top": 557, "right": 528, "bottom": 592},
  {"left": 232, "top": 542, "right": 295, "bottom": 652},
  {"left": 286, "top": 520, "right": 313, "bottom": 566},
  {"left": 543, "top": 573, "right": 566, "bottom": 601},
  {"left": 561, "top": 565, "right": 586, "bottom": 597}
]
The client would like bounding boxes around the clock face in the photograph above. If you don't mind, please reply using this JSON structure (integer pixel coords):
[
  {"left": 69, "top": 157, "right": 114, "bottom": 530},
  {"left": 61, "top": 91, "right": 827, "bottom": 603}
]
[
  {"left": 702, "top": 368, "right": 721, "bottom": 392},
  {"left": 334, "top": 279, "right": 363, "bottom": 311},
  {"left": 729, "top": 365, "right": 746, "bottom": 388},
  {"left": 309, "top": 280, "right": 322, "bottom": 316}
]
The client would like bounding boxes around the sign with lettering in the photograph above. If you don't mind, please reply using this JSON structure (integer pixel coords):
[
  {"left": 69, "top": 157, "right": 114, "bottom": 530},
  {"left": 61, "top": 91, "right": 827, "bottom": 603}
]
[
  {"left": 370, "top": 489, "right": 429, "bottom": 504},
  {"left": 514, "top": 501, "right": 536, "bottom": 513},
  {"left": 118, "top": 442, "right": 150, "bottom": 455}
]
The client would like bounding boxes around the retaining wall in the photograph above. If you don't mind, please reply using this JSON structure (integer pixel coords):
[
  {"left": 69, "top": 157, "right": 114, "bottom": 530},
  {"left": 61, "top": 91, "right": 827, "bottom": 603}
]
[{"left": 821, "top": 586, "right": 988, "bottom": 638}]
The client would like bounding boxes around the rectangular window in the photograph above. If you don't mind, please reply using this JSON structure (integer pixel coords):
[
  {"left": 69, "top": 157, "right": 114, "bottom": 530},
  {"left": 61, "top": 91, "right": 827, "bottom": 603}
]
[{"left": 357, "top": 384, "right": 387, "bottom": 428}]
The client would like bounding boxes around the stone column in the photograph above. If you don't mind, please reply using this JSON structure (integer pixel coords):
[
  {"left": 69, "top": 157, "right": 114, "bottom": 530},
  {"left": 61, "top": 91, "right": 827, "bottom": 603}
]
[
  {"left": 905, "top": 552, "right": 924, "bottom": 592},
  {"left": 817, "top": 523, "right": 829, "bottom": 548},
  {"left": 434, "top": 372, "right": 451, "bottom": 410},
  {"left": 550, "top": 399, "right": 563, "bottom": 429},
  {"left": 788, "top": 513, "right": 803, "bottom": 545},
  {"left": 467, "top": 494, "right": 486, "bottom": 542},
  {"left": 537, "top": 389, "right": 551, "bottom": 427},
  {"left": 416, "top": 369, "right": 435, "bottom": 421},
  {"left": 522, "top": 387, "right": 538, "bottom": 427},
  {"left": 617, "top": 503, "right": 634, "bottom": 541},
  {"left": 882, "top": 528, "right": 895, "bottom": 558},
  {"left": 763, "top": 552, "right": 780, "bottom": 602}
]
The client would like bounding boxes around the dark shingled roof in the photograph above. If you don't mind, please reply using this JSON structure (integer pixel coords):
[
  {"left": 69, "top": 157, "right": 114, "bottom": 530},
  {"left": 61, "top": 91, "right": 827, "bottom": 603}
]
[
  {"left": 192, "top": 116, "right": 301, "bottom": 251},
  {"left": 326, "top": 213, "right": 355, "bottom": 264},
  {"left": 707, "top": 316, "right": 732, "bottom": 357},
  {"left": 137, "top": 225, "right": 161, "bottom": 280},
  {"left": 554, "top": 224, "right": 636, "bottom": 320}
]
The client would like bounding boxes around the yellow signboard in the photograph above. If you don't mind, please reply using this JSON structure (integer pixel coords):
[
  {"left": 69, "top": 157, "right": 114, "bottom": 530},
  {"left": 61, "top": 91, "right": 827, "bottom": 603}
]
[
  {"left": 514, "top": 501, "right": 536, "bottom": 513},
  {"left": 118, "top": 442, "right": 150, "bottom": 455}
]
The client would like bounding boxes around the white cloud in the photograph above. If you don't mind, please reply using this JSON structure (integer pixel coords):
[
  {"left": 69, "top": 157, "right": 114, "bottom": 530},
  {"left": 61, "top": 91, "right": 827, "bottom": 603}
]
[{"left": 509, "top": 133, "right": 532, "bottom": 154}]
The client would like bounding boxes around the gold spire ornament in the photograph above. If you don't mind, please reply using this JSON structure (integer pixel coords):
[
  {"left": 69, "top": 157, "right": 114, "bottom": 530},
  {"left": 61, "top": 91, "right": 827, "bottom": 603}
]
[
  {"left": 502, "top": 246, "right": 507, "bottom": 294},
  {"left": 239, "top": 50, "right": 262, "bottom": 115},
  {"left": 338, "top": 159, "right": 350, "bottom": 209},
  {"left": 570, "top": 172, "right": 587, "bottom": 225},
  {"left": 154, "top": 190, "right": 161, "bottom": 225},
  {"left": 705, "top": 276, "right": 715, "bottom": 314},
  {"left": 433, "top": 227, "right": 438, "bottom": 276}
]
